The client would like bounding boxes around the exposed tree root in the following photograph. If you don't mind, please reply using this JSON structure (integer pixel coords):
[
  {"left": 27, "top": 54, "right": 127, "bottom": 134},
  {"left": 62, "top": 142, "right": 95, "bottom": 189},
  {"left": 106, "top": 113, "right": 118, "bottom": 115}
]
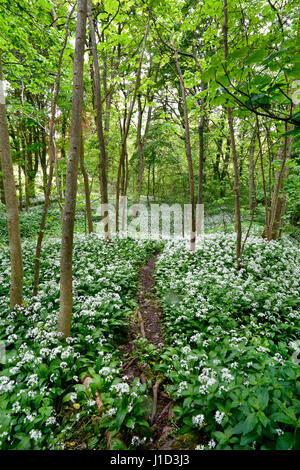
[
  {"left": 137, "top": 310, "right": 146, "bottom": 338},
  {"left": 82, "top": 376, "right": 104, "bottom": 412},
  {"left": 82, "top": 375, "right": 127, "bottom": 450},
  {"left": 150, "top": 378, "right": 164, "bottom": 424}
]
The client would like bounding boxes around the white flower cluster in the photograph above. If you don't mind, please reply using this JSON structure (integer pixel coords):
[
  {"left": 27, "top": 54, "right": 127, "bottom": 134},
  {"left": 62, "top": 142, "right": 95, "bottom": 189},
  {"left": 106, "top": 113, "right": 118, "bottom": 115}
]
[
  {"left": 110, "top": 382, "right": 130, "bottom": 396},
  {"left": 215, "top": 410, "right": 225, "bottom": 425},
  {"left": 192, "top": 414, "right": 205, "bottom": 427}
]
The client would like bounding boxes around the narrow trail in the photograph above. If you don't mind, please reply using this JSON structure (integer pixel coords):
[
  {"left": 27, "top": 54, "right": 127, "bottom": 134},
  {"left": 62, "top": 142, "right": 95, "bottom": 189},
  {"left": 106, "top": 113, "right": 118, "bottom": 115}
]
[{"left": 120, "top": 252, "right": 177, "bottom": 450}]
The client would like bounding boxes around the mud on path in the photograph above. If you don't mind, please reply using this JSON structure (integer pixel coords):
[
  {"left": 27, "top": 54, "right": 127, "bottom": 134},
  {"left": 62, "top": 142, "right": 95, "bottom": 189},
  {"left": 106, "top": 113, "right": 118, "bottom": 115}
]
[
  {"left": 136, "top": 254, "right": 165, "bottom": 348},
  {"left": 120, "top": 252, "right": 177, "bottom": 450}
]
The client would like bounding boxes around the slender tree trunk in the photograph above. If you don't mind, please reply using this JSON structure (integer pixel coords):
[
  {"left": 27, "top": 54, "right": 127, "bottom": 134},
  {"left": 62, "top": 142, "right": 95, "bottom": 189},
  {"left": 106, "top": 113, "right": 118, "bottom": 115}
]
[
  {"left": 265, "top": 129, "right": 293, "bottom": 240},
  {"left": 103, "top": 24, "right": 122, "bottom": 170},
  {"left": 80, "top": 129, "right": 93, "bottom": 233},
  {"left": 57, "top": 0, "right": 87, "bottom": 338},
  {"left": 147, "top": 163, "right": 151, "bottom": 205},
  {"left": 173, "top": 39, "right": 196, "bottom": 251},
  {"left": 152, "top": 159, "right": 155, "bottom": 198},
  {"left": 197, "top": 81, "right": 206, "bottom": 206},
  {"left": 115, "top": 10, "right": 151, "bottom": 232},
  {"left": 33, "top": 5, "right": 75, "bottom": 296},
  {"left": 256, "top": 116, "right": 270, "bottom": 235},
  {"left": 137, "top": 94, "right": 145, "bottom": 198},
  {"left": 136, "top": 62, "right": 159, "bottom": 199},
  {"left": 220, "top": 136, "right": 230, "bottom": 197},
  {"left": 54, "top": 139, "right": 63, "bottom": 216},
  {"left": 24, "top": 129, "right": 38, "bottom": 200},
  {"left": 197, "top": 100, "right": 205, "bottom": 237},
  {"left": 40, "top": 126, "right": 48, "bottom": 196},
  {"left": 88, "top": 0, "right": 110, "bottom": 239},
  {"left": 120, "top": 145, "right": 129, "bottom": 233},
  {"left": 137, "top": 101, "right": 154, "bottom": 199},
  {"left": 0, "top": 57, "right": 23, "bottom": 307},
  {"left": 249, "top": 129, "right": 256, "bottom": 211},
  {"left": 21, "top": 130, "right": 29, "bottom": 211},
  {"left": 18, "top": 162, "right": 23, "bottom": 211},
  {"left": 61, "top": 114, "right": 67, "bottom": 161},
  {"left": 197, "top": 119, "right": 204, "bottom": 205},
  {"left": 223, "top": 0, "right": 242, "bottom": 267}
]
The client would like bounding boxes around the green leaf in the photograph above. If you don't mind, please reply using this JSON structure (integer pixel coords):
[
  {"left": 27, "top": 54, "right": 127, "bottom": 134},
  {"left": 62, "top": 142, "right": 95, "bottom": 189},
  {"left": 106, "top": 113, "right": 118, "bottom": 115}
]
[
  {"left": 115, "top": 406, "right": 128, "bottom": 429},
  {"left": 125, "top": 417, "right": 135, "bottom": 429},
  {"left": 272, "top": 411, "right": 296, "bottom": 426},
  {"left": 109, "top": 438, "right": 127, "bottom": 450},
  {"left": 257, "top": 389, "right": 269, "bottom": 410},
  {"left": 276, "top": 433, "right": 295, "bottom": 450},
  {"left": 240, "top": 431, "right": 258, "bottom": 446},
  {"left": 232, "top": 413, "right": 257, "bottom": 435},
  {"left": 244, "top": 49, "right": 266, "bottom": 65},
  {"left": 257, "top": 410, "right": 269, "bottom": 427},
  {"left": 88, "top": 436, "right": 99, "bottom": 449},
  {"left": 178, "top": 424, "right": 193, "bottom": 435},
  {"left": 228, "top": 47, "right": 249, "bottom": 60},
  {"left": 15, "top": 435, "right": 31, "bottom": 450}
]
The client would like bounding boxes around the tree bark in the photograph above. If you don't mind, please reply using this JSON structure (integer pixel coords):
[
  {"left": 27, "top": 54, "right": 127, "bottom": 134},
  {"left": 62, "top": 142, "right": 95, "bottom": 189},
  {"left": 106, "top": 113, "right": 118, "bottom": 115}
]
[
  {"left": 0, "top": 57, "right": 23, "bottom": 307},
  {"left": 0, "top": 156, "right": 5, "bottom": 204},
  {"left": 57, "top": 0, "right": 87, "bottom": 338}
]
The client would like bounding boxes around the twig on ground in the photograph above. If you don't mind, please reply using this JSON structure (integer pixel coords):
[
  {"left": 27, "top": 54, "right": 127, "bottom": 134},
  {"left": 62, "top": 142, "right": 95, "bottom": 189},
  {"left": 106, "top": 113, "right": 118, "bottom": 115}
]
[
  {"left": 138, "top": 310, "right": 146, "bottom": 338},
  {"left": 151, "top": 379, "right": 163, "bottom": 424}
]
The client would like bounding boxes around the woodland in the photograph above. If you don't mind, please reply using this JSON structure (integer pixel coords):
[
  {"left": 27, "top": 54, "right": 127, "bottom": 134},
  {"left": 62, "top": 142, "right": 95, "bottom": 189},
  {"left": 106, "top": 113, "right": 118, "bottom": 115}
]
[{"left": 0, "top": 0, "right": 299, "bottom": 451}]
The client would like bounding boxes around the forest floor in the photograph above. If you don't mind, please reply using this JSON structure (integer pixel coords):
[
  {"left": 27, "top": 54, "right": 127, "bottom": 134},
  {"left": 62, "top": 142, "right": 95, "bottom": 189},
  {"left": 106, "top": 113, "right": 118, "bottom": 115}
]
[
  {"left": 120, "top": 253, "right": 178, "bottom": 450},
  {"left": 0, "top": 229, "right": 299, "bottom": 450}
]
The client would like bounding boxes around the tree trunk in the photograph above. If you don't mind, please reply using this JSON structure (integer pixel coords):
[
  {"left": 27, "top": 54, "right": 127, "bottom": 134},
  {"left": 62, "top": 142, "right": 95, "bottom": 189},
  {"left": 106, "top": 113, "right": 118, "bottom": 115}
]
[
  {"left": 220, "top": 136, "right": 230, "bottom": 197},
  {"left": 223, "top": 0, "right": 242, "bottom": 267},
  {"left": 137, "top": 94, "right": 145, "bottom": 198},
  {"left": 88, "top": 0, "right": 110, "bottom": 239},
  {"left": 115, "top": 10, "right": 151, "bottom": 232},
  {"left": 80, "top": 129, "right": 93, "bottom": 233},
  {"left": 197, "top": 112, "right": 205, "bottom": 236},
  {"left": 18, "top": 162, "right": 23, "bottom": 211},
  {"left": 21, "top": 131, "right": 29, "bottom": 211},
  {"left": 136, "top": 62, "right": 159, "bottom": 199},
  {"left": 40, "top": 126, "right": 48, "bottom": 196},
  {"left": 0, "top": 57, "right": 23, "bottom": 307},
  {"left": 33, "top": 4, "right": 75, "bottom": 296},
  {"left": 173, "top": 39, "right": 196, "bottom": 251},
  {"left": 197, "top": 83, "right": 206, "bottom": 206},
  {"left": 265, "top": 130, "right": 293, "bottom": 240},
  {"left": 26, "top": 130, "right": 38, "bottom": 200},
  {"left": 249, "top": 130, "right": 256, "bottom": 211},
  {"left": 57, "top": 0, "right": 87, "bottom": 338}
]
